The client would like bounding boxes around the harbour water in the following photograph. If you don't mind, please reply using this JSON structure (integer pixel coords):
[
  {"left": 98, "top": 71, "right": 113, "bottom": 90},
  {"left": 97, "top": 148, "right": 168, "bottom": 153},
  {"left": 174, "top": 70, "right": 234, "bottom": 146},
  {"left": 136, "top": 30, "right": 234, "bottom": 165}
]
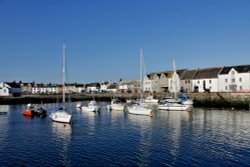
[{"left": 0, "top": 101, "right": 250, "bottom": 166}]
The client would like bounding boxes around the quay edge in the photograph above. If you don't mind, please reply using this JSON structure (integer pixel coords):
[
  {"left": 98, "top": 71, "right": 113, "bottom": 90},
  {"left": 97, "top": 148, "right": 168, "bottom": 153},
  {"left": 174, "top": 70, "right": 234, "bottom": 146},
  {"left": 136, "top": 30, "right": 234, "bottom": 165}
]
[{"left": 0, "top": 93, "right": 250, "bottom": 110}]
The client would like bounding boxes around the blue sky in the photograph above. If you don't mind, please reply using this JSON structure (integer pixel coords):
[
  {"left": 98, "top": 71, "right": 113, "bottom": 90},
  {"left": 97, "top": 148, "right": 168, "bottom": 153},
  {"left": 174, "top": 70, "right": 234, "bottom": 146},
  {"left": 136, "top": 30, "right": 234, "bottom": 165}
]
[{"left": 0, "top": 0, "right": 249, "bottom": 84}]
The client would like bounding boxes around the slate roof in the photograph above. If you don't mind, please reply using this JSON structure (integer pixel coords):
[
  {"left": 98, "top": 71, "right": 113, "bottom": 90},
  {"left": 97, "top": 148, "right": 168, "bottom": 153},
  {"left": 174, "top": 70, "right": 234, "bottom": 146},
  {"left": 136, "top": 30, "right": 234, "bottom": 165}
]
[
  {"left": 176, "top": 69, "right": 187, "bottom": 77},
  {"left": 6, "top": 82, "right": 21, "bottom": 88},
  {"left": 108, "top": 84, "right": 117, "bottom": 89},
  {"left": 219, "top": 64, "right": 250, "bottom": 75},
  {"left": 181, "top": 69, "right": 198, "bottom": 80},
  {"left": 147, "top": 69, "right": 187, "bottom": 79},
  {"left": 194, "top": 67, "right": 223, "bottom": 79},
  {"left": 86, "top": 83, "right": 100, "bottom": 87}
]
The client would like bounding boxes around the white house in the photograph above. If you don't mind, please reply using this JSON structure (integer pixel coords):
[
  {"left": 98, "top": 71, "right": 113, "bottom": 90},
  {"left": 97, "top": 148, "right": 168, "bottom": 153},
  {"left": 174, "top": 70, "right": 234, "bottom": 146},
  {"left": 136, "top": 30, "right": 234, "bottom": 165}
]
[
  {"left": 0, "top": 82, "right": 10, "bottom": 96},
  {"left": 75, "top": 84, "right": 85, "bottom": 93},
  {"left": 192, "top": 67, "right": 222, "bottom": 92},
  {"left": 218, "top": 65, "right": 250, "bottom": 92},
  {"left": 86, "top": 83, "right": 100, "bottom": 93},
  {"left": 0, "top": 82, "right": 22, "bottom": 96},
  {"left": 32, "top": 83, "right": 58, "bottom": 94}
]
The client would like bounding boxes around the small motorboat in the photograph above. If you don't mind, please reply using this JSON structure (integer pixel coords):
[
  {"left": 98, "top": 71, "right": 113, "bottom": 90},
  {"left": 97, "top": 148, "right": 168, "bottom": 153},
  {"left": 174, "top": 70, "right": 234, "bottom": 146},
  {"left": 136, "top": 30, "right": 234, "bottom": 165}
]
[
  {"left": 81, "top": 100, "right": 100, "bottom": 112},
  {"left": 22, "top": 109, "right": 34, "bottom": 117},
  {"left": 107, "top": 99, "right": 125, "bottom": 111},
  {"left": 76, "top": 102, "right": 82, "bottom": 108},
  {"left": 22, "top": 103, "right": 35, "bottom": 117}
]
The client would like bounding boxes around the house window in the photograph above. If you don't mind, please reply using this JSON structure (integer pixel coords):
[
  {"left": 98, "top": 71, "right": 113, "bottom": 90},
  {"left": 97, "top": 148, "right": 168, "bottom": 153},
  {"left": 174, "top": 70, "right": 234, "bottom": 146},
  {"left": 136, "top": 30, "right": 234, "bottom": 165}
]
[
  {"left": 4, "top": 89, "right": 6, "bottom": 93},
  {"left": 231, "top": 71, "right": 235, "bottom": 75},
  {"left": 231, "top": 79, "right": 235, "bottom": 83},
  {"left": 225, "top": 79, "right": 228, "bottom": 83},
  {"left": 209, "top": 80, "right": 212, "bottom": 84},
  {"left": 239, "top": 78, "right": 242, "bottom": 82},
  {"left": 197, "top": 81, "right": 200, "bottom": 84},
  {"left": 240, "top": 86, "right": 242, "bottom": 90},
  {"left": 225, "top": 86, "right": 227, "bottom": 90}
]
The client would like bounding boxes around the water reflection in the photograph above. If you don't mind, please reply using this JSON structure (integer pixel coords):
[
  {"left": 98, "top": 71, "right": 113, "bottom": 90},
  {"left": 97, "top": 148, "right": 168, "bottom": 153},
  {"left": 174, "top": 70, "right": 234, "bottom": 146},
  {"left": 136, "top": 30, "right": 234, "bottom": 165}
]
[
  {"left": 128, "top": 114, "right": 153, "bottom": 166},
  {"left": 0, "top": 105, "right": 9, "bottom": 145},
  {"left": 160, "top": 110, "right": 191, "bottom": 161},
  {"left": 0, "top": 105, "right": 9, "bottom": 114},
  {"left": 1, "top": 103, "right": 250, "bottom": 166},
  {"left": 51, "top": 122, "right": 72, "bottom": 166},
  {"left": 52, "top": 122, "right": 72, "bottom": 138}
]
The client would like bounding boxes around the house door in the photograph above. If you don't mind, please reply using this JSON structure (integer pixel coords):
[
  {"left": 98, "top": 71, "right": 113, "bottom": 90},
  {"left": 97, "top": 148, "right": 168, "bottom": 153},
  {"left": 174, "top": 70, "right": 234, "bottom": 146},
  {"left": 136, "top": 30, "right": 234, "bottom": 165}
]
[
  {"left": 194, "top": 86, "right": 199, "bottom": 92},
  {"left": 203, "top": 80, "right": 206, "bottom": 90}
]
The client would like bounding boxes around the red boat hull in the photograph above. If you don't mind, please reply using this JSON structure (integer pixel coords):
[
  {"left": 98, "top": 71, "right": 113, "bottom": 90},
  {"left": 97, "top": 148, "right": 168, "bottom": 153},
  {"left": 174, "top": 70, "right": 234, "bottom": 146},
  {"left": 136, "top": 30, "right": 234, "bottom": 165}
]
[{"left": 22, "top": 110, "right": 33, "bottom": 116}]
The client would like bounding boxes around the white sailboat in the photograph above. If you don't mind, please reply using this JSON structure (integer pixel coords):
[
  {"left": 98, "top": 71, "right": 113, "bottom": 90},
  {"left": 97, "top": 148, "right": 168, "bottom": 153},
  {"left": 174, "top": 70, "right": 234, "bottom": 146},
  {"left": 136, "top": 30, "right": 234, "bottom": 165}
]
[
  {"left": 50, "top": 43, "right": 72, "bottom": 123},
  {"left": 127, "top": 49, "right": 152, "bottom": 116},
  {"left": 158, "top": 60, "right": 191, "bottom": 111}
]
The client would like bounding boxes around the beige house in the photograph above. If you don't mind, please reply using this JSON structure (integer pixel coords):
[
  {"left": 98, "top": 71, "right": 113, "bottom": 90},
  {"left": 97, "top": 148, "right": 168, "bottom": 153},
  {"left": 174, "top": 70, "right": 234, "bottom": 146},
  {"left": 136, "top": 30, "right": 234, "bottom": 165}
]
[
  {"left": 144, "top": 69, "right": 187, "bottom": 93},
  {"left": 180, "top": 70, "right": 198, "bottom": 93}
]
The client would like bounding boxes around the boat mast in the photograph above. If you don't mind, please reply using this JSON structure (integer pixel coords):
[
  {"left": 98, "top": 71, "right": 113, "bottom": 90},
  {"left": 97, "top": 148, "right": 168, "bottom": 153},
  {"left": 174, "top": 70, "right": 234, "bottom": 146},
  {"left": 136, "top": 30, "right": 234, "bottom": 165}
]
[
  {"left": 62, "top": 43, "right": 66, "bottom": 104},
  {"left": 173, "top": 60, "right": 177, "bottom": 99},
  {"left": 140, "top": 48, "right": 144, "bottom": 103}
]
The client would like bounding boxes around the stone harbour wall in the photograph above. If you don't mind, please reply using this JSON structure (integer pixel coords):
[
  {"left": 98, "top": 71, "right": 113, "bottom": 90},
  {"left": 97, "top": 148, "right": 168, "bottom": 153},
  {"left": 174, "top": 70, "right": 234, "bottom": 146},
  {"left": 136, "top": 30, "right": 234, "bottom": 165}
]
[{"left": 0, "top": 92, "right": 250, "bottom": 109}]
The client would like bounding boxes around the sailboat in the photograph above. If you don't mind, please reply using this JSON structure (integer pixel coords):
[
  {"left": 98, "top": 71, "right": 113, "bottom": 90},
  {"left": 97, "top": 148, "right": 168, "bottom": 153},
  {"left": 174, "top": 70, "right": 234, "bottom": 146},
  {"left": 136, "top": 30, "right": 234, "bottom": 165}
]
[
  {"left": 158, "top": 60, "right": 191, "bottom": 111},
  {"left": 50, "top": 43, "right": 72, "bottom": 123},
  {"left": 127, "top": 49, "right": 152, "bottom": 116}
]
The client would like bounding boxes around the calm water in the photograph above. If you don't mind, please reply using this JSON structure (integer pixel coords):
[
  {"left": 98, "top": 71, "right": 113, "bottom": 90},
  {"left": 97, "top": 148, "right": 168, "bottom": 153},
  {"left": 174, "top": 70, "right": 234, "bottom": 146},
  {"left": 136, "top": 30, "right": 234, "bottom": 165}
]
[{"left": 0, "top": 102, "right": 250, "bottom": 166}]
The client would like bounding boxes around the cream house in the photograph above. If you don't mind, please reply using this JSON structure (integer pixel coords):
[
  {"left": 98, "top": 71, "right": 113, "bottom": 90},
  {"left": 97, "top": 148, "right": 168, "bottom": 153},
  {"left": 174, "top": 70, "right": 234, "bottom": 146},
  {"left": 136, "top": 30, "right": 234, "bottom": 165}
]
[
  {"left": 144, "top": 69, "right": 186, "bottom": 93},
  {"left": 180, "top": 70, "right": 197, "bottom": 93},
  {"left": 20, "top": 82, "right": 34, "bottom": 94},
  {"left": 118, "top": 80, "right": 140, "bottom": 93},
  {"left": 144, "top": 74, "right": 154, "bottom": 93}
]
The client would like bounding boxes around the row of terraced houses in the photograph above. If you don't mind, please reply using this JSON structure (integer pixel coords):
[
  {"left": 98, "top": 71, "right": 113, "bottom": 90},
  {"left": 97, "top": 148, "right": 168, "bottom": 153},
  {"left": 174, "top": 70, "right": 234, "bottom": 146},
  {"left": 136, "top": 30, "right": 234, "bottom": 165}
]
[{"left": 1, "top": 64, "right": 250, "bottom": 96}]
